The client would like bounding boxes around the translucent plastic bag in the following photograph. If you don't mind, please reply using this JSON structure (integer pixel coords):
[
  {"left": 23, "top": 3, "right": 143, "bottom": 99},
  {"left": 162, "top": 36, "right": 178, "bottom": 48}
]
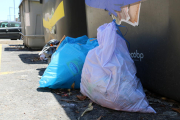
[
  {"left": 39, "top": 36, "right": 98, "bottom": 89},
  {"left": 80, "top": 21, "right": 156, "bottom": 113}
]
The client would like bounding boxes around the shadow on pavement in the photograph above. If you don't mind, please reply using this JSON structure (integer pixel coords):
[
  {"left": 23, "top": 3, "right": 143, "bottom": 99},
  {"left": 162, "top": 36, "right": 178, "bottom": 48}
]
[
  {"left": 36, "top": 68, "right": 46, "bottom": 76},
  {"left": 37, "top": 87, "right": 161, "bottom": 120},
  {"left": 4, "top": 44, "right": 41, "bottom": 51},
  {"left": 9, "top": 44, "right": 24, "bottom": 47},
  {"left": 35, "top": 71, "right": 180, "bottom": 120},
  {"left": 36, "top": 88, "right": 52, "bottom": 93},
  {"left": 19, "top": 54, "right": 47, "bottom": 64},
  {"left": 36, "top": 87, "right": 180, "bottom": 120},
  {"left": 4, "top": 47, "right": 29, "bottom": 51},
  {"left": 36, "top": 66, "right": 99, "bottom": 119},
  {"left": 51, "top": 89, "right": 119, "bottom": 120}
]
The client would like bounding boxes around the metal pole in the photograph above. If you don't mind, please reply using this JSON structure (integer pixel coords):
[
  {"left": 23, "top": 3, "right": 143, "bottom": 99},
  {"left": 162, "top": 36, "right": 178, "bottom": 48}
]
[
  {"left": 9, "top": 7, "right": 11, "bottom": 21},
  {"left": 14, "top": 0, "right": 15, "bottom": 21}
]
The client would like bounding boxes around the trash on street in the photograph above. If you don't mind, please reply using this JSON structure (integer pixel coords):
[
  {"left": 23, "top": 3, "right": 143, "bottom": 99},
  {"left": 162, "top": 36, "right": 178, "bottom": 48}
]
[
  {"left": 40, "top": 53, "right": 47, "bottom": 61},
  {"left": 39, "top": 39, "right": 60, "bottom": 61},
  {"left": 39, "top": 36, "right": 98, "bottom": 89},
  {"left": 80, "top": 20, "right": 156, "bottom": 113}
]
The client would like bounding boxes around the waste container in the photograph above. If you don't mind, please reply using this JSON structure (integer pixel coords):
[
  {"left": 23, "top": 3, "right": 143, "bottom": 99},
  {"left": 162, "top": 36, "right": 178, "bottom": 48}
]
[
  {"left": 85, "top": 5, "right": 112, "bottom": 38},
  {"left": 19, "top": 0, "right": 45, "bottom": 49},
  {"left": 42, "top": 0, "right": 87, "bottom": 43},
  {"left": 86, "top": 0, "right": 180, "bottom": 102}
]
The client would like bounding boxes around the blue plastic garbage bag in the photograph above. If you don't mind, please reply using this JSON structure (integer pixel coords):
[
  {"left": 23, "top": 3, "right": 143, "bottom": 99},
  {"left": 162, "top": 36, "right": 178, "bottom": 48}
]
[{"left": 39, "top": 36, "right": 98, "bottom": 89}]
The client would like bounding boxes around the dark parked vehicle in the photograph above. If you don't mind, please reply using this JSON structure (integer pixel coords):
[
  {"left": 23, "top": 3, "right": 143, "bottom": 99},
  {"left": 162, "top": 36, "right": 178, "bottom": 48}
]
[{"left": 0, "top": 21, "right": 21, "bottom": 40}]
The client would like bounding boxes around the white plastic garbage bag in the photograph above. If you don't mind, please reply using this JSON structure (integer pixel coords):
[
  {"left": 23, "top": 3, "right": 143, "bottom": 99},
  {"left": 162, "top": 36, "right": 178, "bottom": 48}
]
[
  {"left": 40, "top": 53, "right": 47, "bottom": 61},
  {"left": 80, "top": 21, "right": 156, "bottom": 113}
]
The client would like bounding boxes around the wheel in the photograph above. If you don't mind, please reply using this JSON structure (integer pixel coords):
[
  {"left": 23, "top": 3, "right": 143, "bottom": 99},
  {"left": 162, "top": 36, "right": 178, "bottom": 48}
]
[{"left": 11, "top": 39, "right": 17, "bottom": 40}]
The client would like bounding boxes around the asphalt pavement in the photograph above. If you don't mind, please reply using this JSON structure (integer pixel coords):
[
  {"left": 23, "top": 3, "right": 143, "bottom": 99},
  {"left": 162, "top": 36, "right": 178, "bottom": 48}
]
[
  {"left": 0, "top": 40, "right": 70, "bottom": 120},
  {"left": 0, "top": 40, "right": 180, "bottom": 120}
]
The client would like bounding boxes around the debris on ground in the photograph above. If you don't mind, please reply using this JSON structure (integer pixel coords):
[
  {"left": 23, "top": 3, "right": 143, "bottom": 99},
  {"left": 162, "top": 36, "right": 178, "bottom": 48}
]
[
  {"left": 78, "top": 102, "right": 94, "bottom": 120},
  {"left": 81, "top": 105, "right": 93, "bottom": 117},
  {"left": 39, "top": 39, "right": 60, "bottom": 62},
  {"left": 163, "top": 111, "right": 178, "bottom": 117},
  {"left": 40, "top": 53, "right": 47, "bottom": 61},
  {"left": 76, "top": 110, "right": 80, "bottom": 113},
  {"left": 61, "top": 93, "right": 68, "bottom": 97},
  {"left": 38, "top": 86, "right": 180, "bottom": 120},
  {"left": 172, "top": 108, "right": 180, "bottom": 114},
  {"left": 96, "top": 116, "right": 102, "bottom": 120},
  {"left": 51, "top": 89, "right": 70, "bottom": 97},
  {"left": 31, "top": 58, "right": 40, "bottom": 62},
  {"left": 39, "top": 36, "right": 98, "bottom": 89},
  {"left": 59, "top": 99, "right": 82, "bottom": 103},
  {"left": 145, "top": 89, "right": 180, "bottom": 107},
  {"left": 77, "top": 95, "right": 86, "bottom": 101}
]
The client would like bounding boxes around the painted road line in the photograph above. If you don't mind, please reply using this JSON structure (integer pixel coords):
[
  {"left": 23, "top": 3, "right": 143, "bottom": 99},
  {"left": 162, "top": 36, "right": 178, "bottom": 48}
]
[
  {"left": 0, "top": 69, "right": 34, "bottom": 75},
  {"left": 0, "top": 71, "right": 15, "bottom": 75},
  {"left": 0, "top": 44, "right": 34, "bottom": 75},
  {"left": 0, "top": 44, "right": 2, "bottom": 72}
]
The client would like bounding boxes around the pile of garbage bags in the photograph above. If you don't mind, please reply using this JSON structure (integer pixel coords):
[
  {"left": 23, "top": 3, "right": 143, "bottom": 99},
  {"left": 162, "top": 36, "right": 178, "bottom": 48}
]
[{"left": 39, "top": 21, "right": 155, "bottom": 113}]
